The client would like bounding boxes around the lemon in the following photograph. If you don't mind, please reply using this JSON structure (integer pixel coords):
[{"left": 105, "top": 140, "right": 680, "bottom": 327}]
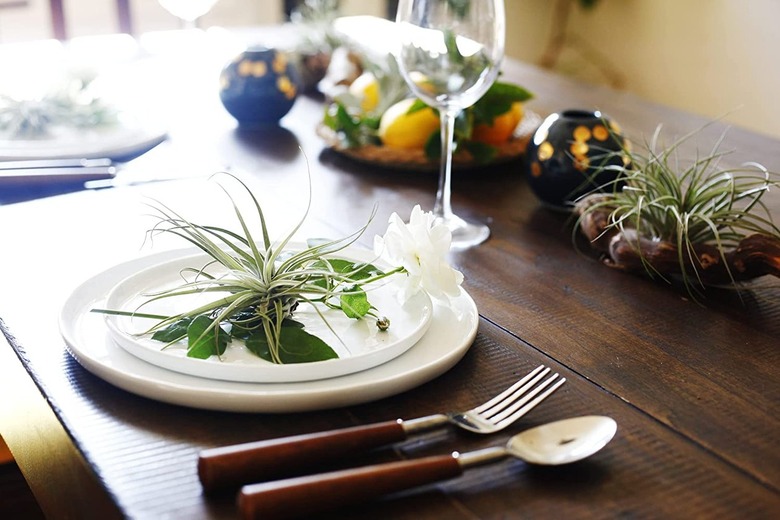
[
  {"left": 348, "top": 72, "right": 380, "bottom": 112},
  {"left": 378, "top": 98, "right": 440, "bottom": 149},
  {"left": 471, "top": 102, "right": 524, "bottom": 146}
]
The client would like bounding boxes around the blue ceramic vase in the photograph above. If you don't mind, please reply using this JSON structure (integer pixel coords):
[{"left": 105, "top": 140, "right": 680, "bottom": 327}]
[
  {"left": 219, "top": 47, "right": 300, "bottom": 126},
  {"left": 525, "top": 110, "right": 628, "bottom": 209}
]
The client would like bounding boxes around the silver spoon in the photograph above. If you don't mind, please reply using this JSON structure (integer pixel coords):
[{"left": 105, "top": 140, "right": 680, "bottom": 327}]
[{"left": 238, "top": 416, "right": 617, "bottom": 519}]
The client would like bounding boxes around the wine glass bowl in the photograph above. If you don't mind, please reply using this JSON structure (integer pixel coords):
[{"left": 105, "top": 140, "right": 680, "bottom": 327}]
[
  {"left": 396, "top": 0, "right": 505, "bottom": 248},
  {"left": 158, "top": 0, "right": 221, "bottom": 28}
]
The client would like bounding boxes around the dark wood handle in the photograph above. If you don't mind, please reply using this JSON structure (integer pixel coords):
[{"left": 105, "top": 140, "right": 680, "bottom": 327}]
[
  {"left": 238, "top": 454, "right": 462, "bottom": 519},
  {"left": 198, "top": 420, "right": 407, "bottom": 493}
]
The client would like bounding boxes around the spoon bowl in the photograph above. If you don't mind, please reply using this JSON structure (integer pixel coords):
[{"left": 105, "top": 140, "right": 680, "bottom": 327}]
[{"left": 507, "top": 415, "right": 618, "bottom": 465}]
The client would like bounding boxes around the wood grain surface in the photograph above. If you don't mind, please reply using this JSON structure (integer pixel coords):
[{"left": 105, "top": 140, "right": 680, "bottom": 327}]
[{"left": 1, "top": 29, "right": 778, "bottom": 519}]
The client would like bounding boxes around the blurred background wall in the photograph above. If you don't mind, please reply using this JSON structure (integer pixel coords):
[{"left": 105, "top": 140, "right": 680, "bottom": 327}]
[{"left": 0, "top": 0, "right": 778, "bottom": 139}]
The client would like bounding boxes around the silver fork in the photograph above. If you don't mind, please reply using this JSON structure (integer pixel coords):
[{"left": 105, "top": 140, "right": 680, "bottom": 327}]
[{"left": 198, "top": 365, "right": 565, "bottom": 492}]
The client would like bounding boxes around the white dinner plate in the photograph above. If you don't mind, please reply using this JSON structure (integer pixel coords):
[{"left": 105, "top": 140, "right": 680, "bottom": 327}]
[
  {"left": 59, "top": 249, "right": 479, "bottom": 413},
  {"left": 0, "top": 120, "right": 167, "bottom": 161},
  {"left": 103, "top": 248, "right": 433, "bottom": 383}
]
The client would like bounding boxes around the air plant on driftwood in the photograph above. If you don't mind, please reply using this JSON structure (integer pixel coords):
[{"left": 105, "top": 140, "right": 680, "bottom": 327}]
[{"left": 575, "top": 124, "right": 780, "bottom": 299}]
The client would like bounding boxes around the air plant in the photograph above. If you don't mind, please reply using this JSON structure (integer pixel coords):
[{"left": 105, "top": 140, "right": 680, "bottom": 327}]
[
  {"left": 575, "top": 123, "right": 780, "bottom": 299},
  {"left": 95, "top": 173, "right": 463, "bottom": 364},
  {"left": 0, "top": 74, "right": 116, "bottom": 139}
]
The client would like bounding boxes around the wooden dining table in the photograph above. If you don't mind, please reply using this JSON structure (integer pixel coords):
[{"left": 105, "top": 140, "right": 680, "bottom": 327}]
[{"left": 1, "top": 27, "right": 778, "bottom": 519}]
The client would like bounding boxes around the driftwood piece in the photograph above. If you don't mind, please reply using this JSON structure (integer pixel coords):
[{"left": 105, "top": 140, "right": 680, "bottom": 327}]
[{"left": 576, "top": 196, "right": 780, "bottom": 285}]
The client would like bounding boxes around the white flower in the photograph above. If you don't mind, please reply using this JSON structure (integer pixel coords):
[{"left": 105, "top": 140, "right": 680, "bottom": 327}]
[{"left": 374, "top": 205, "right": 464, "bottom": 302}]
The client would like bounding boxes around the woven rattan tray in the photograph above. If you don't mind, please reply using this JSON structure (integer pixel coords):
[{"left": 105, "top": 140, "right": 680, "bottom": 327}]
[{"left": 318, "top": 110, "right": 542, "bottom": 171}]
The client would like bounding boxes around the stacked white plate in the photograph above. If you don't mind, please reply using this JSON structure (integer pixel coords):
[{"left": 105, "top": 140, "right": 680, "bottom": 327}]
[{"left": 59, "top": 246, "right": 479, "bottom": 413}]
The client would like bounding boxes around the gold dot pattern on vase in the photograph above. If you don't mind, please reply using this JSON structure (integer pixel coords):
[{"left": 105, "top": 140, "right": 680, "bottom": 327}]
[
  {"left": 570, "top": 141, "right": 589, "bottom": 157},
  {"left": 238, "top": 60, "right": 268, "bottom": 78},
  {"left": 277, "top": 76, "right": 297, "bottom": 100},
  {"left": 573, "top": 125, "right": 591, "bottom": 142},
  {"left": 538, "top": 141, "right": 554, "bottom": 161},
  {"left": 609, "top": 120, "right": 622, "bottom": 135},
  {"left": 272, "top": 53, "right": 287, "bottom": 74},
  {"left": 530, "top": 161, "right": 542, "bottom": 177},
  {"left": 592, "top": 124, "right": 609, "bottom": 141},
  {"left": 574, "top": 156, "right": 590, "bottom": 171}
]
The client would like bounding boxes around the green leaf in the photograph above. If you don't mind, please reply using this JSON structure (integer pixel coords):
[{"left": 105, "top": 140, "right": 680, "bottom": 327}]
[
  {"left": 481, "top": 82, "right": 534, "bottom": 105},
  {"left": 447, "top": 0, "right": 471, "bottom": 18},
  {"left": 340, "top": 285, "right": 371, "bottom": 318},
  {"left": 186, "top": 315, "right": 230, "bottom": 359},
  {"left": 405, "top": 98, "right": 431, "bottom": 115},
  {"left": 462, "top": 140, "right": 498, "bottom": 164},
  {"left": 244, "top": 330, "right": 271, "bottom": 360},
  {"left": 228, "top": 307, "right": 262, "bottom": 339},
  {"left": 311, "top": 258, "right": 383, "bottom": 289},
  {"left": 245, "top": 322, "right": 338, "bottom": 363},
  {"left": 325, "top": 258, "right": 383, "bottom": 280},
  {"left": 471, "top": 82, "right": 533, "bottom": 126},
  {"left": 151, "top": 317, "right": 192, "bottom": 342},
  {"left": 443, "top": 29, "right": 465, "bottom": 66},
  {"left": 454, "top": 110, "right": 473, "bottom": 140},
  {"left": 424, "top": 130, "right": 441, "bottom": 161}
]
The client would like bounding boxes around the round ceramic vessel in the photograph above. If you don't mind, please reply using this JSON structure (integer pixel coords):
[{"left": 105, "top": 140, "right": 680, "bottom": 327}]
[
  {"left": 525, "top": 109, "right": 628, "bottom": 209},
  {"left": 219, "top": 47, "right": 300, "bottom": 126}
]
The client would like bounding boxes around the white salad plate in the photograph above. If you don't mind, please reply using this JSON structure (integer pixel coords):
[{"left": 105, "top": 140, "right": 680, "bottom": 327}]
[
  {"left": 59, "top": 248, "right": 479, "bottom": 413},
  {"left": 0, "top": 121, "right": 166, "bottom": 161},
  {"left": 103, "top": 249, "right": 433, "bottom": 383}
]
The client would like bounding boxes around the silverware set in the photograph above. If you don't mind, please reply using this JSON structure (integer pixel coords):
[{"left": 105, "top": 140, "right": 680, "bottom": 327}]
[
  {"left": 0, "top": 157, "right": 117, "bottom": 186},
  {"left": 197, "top": 365, "right": 617, "bottom": 519}
]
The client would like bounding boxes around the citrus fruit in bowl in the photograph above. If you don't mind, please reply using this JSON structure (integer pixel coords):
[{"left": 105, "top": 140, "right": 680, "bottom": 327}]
[
  {"left": 348, "top": 71, "right": 380, "bottom": 112},
  {"left": 378, "top": 98, "right": 440, "bottom": 149},
  {"left": 471, "top": 101, "right": 525, "bottom": 145}
]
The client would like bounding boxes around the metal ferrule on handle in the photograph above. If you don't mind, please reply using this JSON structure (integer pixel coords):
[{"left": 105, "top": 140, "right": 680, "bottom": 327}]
[{"left": 454, "top": 446, "right": 508, "bottom": 469}]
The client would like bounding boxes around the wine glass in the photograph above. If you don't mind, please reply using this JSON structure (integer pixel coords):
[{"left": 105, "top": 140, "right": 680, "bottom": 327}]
[
  {"left": 396, "top": 0, "right": 505, "bottom": 249},
  {"left": 158, "top": 0, "right": 221, "bottom": 29}
]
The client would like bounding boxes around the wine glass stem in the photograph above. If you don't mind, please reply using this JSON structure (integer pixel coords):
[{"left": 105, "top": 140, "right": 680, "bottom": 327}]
[{"left": 434, "top": 107, "right": 460, "bottom": 222}]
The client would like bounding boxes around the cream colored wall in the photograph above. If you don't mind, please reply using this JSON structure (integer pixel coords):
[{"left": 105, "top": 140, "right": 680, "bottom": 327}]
[
  {"left": 505, "top": 0, "right": 780, "bottom": 139},
  {"left": 1, "top": 0, "right": 778, "bottom": 138}
]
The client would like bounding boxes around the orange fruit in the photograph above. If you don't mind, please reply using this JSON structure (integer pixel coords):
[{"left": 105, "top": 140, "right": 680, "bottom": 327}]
[
  {"left": 471, "top": 102, "right": 524, "bottom": 146},
  {"left": 378, "top": 98, "right": 440, "bottom": 149}
]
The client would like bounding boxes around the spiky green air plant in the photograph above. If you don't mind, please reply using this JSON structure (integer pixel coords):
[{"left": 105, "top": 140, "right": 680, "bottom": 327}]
[
  {"left": 96, "top": 173, "right": 401, "bottom": 364},
  {"left": 575, "top": 124, "right": 780, "bottom": 299},
  {"left": 0, "top": 76, "right": 116, "bottom": 139}
]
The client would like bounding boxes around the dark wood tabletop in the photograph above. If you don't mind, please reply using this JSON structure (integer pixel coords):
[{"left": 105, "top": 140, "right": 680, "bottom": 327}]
[{"left": 1, "top": 28, "right": 778, "bottom": 519}]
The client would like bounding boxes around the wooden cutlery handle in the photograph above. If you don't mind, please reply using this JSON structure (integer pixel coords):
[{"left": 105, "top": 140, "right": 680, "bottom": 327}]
[
  {"left": 198, "top": 420, "right": 407, "bottom": 492},
  {"left": 238, "top": 454, "right": 462, "bottom": 519}
]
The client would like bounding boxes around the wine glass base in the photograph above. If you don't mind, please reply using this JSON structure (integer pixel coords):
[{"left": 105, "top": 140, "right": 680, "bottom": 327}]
[{"left": 437, "top": 214, "right": 490, "bottom": 250}]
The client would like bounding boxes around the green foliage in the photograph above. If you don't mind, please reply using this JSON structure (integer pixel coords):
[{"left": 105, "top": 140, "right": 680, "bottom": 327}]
[
  {"left": 186, "top": 315, "right": 230, "bottom": 359},
  {"left": 96, "top": 173, "right": 401, "bottom": 364},
  {"left": 577, "top": 123, "right": 780, "bottom": 292},
  {"left": 0, "top": 75, "right": 117, "bottom": 139},
  {"left": 322, "top": 77, "right": 533, "bottom": 164},
  {"left": 245, "top": 321, "right": 338, "bottom": 364}
]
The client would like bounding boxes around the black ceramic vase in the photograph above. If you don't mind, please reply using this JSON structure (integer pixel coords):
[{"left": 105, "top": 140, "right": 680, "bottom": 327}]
[
  {"left": 525, "top": 110, "right": 628, "bottom": 209},
  {"left": 219, "top": 47, "right": 300, "bottom": 127}
]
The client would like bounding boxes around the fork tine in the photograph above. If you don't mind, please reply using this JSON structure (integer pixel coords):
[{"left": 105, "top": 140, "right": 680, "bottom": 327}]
[
  {"left": 492, "top": 375, "right": 566, "bottom": 428},
  {"left": 473, "top": 365, "right": 547, "bottom": 415},
  {"left": 485, "top": 372, "right": 561, "bottom": 422},
  {"left": 477, "top": 367, "right": 550, "bottom": 418}
]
